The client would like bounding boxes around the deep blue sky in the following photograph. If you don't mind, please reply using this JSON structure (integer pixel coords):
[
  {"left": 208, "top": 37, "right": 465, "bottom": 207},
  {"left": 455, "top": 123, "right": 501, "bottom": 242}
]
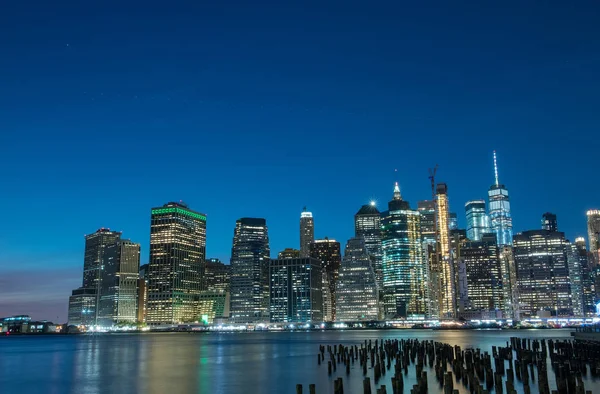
[{"left": 1, "top": 1, "right": 599, "bottom": 321}]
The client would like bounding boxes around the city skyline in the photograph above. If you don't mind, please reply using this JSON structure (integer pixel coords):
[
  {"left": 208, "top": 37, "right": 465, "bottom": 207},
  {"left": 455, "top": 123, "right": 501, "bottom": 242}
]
[{"left": 2, "top": 2, "right": 600, "bottom": 322}]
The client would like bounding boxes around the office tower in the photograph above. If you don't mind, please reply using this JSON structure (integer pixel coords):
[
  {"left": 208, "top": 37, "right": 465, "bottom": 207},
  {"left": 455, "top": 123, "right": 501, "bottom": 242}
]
[
  {"left": 500, "top": 246, "right": 519, "bottom": 320},
  {"left": 137, "top": 264, "right": 149, "bottom": 323},
  {"left": 381, "top": 182, "right": 426, "bottom": 318},
  {"left": 418, "top": 200, "right": 438, "bottom": 318},
  {"left": 204, "top": 258, "right": 231, "bottom": 292},
  {"left": 354, "top": 202, "right": 383, "bottom": 290},
  {"left": 310, "top": 238, "right": 341, "bottom": 321},
  {"left": 513, "top": 230, "right": 572, "bottom": 318},
  {"left": 98, "top": 239, "right": 141, "bottom": 326},
  {"left": 300, "top": 208, "right": 314, "bottom": 258},
  {"left": 450, "top": 229, "right": 468, "bottom": 316},
  {"left": 230, "top": 218, "right": 270, "bottom": 323},
  {"left": 417, "top": 201, "right": 436, "bottom": 243},
  {"left": 459, "top": 234, "right": 503, "bottom": 318},
  {"left": 436, "top": 183, "right": 456, "bottom": 318},
  {"left": 147, "top": 202, "right": 207, "bottom": 325},
  {"left": 82, "top": 228, "right": 122, "bottom": 291},
  {"left": 269, "top": 257, "right": 323, "bottom": 323},
  {"left": 449, "top": 212, "right": 458, "bottom": 231},
  {"left": 68, "top": 228, "right": 122, "bottom": 327},
  {"left": 278, "top": 248, "right": 300, "bottom": 259},
  {"left": 68, "top": 288, "right": 97, "bottom": 326},
  {"left": 465, "top": 200, "right": 491, "bottom": 241},
  {"left": 542, "top": 213, "right": 558, "bottom": 232},
  {"left": 567, "top": 242, "right": 584, "bottom": 316},
  {"left": 588, "top": 210, "right": 600, "bottom": 265},
  {"left": 488, "top": 151, "right": 513, "bottom": 246},
  {"left": 336, "top": 237, "right": 379, "bottom": 321},
  {"left": 576, "top": 237, "right": 595, "bottom": 316}
]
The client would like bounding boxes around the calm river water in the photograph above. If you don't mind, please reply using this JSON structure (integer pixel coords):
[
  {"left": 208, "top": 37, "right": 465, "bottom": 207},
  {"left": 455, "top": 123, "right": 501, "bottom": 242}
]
[{"left": 0, "top": 329, "right": 597, "bottom": 394}]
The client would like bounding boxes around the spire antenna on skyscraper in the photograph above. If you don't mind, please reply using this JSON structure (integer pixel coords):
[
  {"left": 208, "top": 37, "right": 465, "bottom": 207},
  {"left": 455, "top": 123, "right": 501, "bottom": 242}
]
[
  {"left": 393, "top": 169, "right": 402, "bottom": 200},
  {"left": 493, "top": 150, "right": 499, "bottom": 186}
]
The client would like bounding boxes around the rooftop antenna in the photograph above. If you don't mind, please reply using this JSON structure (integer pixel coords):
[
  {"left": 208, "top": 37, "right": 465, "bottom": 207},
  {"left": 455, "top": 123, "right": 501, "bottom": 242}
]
[{"left": 493, "top": 150, "right": 499, "bottom": 186}]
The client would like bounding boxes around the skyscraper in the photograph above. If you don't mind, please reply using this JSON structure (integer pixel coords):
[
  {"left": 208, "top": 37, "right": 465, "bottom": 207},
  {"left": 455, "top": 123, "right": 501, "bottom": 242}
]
[
  {"left": 587, "top": 209, "right": 600, "bottom": 264},
  {"left": 269, "top": 257, "right": 323, "bottom": 323},
  {"left": 499, "top": 246, "right": 519, "bottom": 320},
  {"left": 300, "top": 208, "right": 314, "bottom": 258},
  {"left": 459, "top": 234, "right": 503, "bottom": 317},
  {"left": 418, "top": 200, "right": 438, "bottom": 318},
  {"left": 204, "top": 258, "right": 231, "bottom": 293},
  {"left": 575, "top": 237, "right": 595, "bottom": 316},
  {"left": 465, "top": 200, "right": 491, "bottom": 241},
  {"left": 98, "top": 239, "right": 140, "bottom": 326},
  {"left": 567, "top": 241, "right": 584, "bottom": 317},
  {"left": 147, "top": 202, "right": 207, "bottom": 325},
  {"left": 68, "top": 228, "right": 122, "bottom": 326},
  {"left": 381, "top": 182, "right": 426, "bottom": 318},
  {"left": 542, "top": 212, "right": 558, "bottom": 232},
  {"left": 354, "top": 202, "right": 383, "bottom": 290},
  {"left": 436, "top": 183, "right": 456, "bottom": 318},
  {"left": 230, "top": 218, "right": 270, "bottom": 323},
  {"left": 310, "top": 238, "right": 341, "bottom": 321},
  {"left": 488, "top": 151, "right": 513, "bottom": 246},
  {"left": 137, "top": 264, "right": 149, "bottom": 323},
  {"left": 513, "top": 230, "right": 572, "bottom": 318},
  {"left": 336, "top": 237, "right": 379, "bottom": 321}
]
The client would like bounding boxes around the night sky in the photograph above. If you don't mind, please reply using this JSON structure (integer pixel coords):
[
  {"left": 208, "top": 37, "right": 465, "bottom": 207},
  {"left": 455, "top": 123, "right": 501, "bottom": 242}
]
[{"left": 1, "top": 1, "right": 599, "bottom": 322}]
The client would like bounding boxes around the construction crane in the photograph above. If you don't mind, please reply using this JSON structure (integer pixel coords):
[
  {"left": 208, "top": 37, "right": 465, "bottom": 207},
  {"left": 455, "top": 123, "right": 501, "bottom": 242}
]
[{"left": 428, "top": 164, "right": 439, "bottom": 202}]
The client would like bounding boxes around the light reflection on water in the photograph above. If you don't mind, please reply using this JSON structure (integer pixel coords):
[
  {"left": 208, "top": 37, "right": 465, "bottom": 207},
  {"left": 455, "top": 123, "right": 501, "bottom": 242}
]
[{"left": 0, "top": 330, "right": 598, "bottom": 394}]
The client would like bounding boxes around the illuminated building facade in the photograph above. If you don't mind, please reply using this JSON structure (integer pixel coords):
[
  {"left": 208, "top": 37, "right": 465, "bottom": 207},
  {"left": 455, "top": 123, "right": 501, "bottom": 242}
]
[
  {"left": 514, "top": 230, "right": 572, "bottom": 317},
  {"left": 204, "top": 258, "right": 231, "bottom": 292},
  {"left": 500, "top": 246, "right": 519, "bottom": 320},
  {"left": 460, "top": 234, "right": 504, "bottom": 316},
  {"left": 98, "top": 239, "right": 140, "bottom": 326},
  {"left": 300, "top": 208, "right": 314, "bottom": 258},
  {"left": 137, "top": 264, "right": 148, "bottom": 323},
  {"left": 381, "top": 182, "right": 426, "bottom": 318},
  {"left": 567, "top": 242, "right": 584, "bottom": 316},
  {"left": 195, "top": 291, "right": 230, "bottom": 324},
  {"left": 230, "top": 218, "right": 270, "bottom": 323},
  {"left": 68, "top": 288, "right": 96, "bottom": 326},
  {"left": 488, "top": 151, "right": 513, "bottom": 246},
  {"left": 310, "top": 238, "right": 341, "bottom": 321},
  {"left": 587, "top": 209, "right": 600, "bottom": 264},
  {"left": 436, "top": 183, "right": 456, "bottom": 318},
  {"left": 575, "top": 237, "right": 595, "bottom": 316},
  {"left": 336, "top": 237, "right": 379, "bottom": 321},
  {"left": 418, "top": 200, "right": 438, "bottom": 318},
  {"left": 354, "top": 203, "right": 383, "bottom": 290},
  {"left": 269, "top": 257, "right": 323, "bottom": 323},
  {"left": 147, "top": 202, "right": 207, "bottom": 325},
  {"left": 449, "top": 212, "right": 458, "bottom": 231},
  {"left": 465, "top": 200, "right": 491, "bottom": 241},
  {"left": 278, "top": 248, "right": 300, "bottom": 259},
  {"left": 542, "top": 212, "right": 558, "bottom": 232}
]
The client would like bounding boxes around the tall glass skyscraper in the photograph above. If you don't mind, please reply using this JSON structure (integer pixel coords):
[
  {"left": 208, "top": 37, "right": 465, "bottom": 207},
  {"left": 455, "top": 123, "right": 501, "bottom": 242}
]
[
  {"left": 488, "top": 151, "right": 513, "bottom": 246},
  {"left": 436, "top": 183, "right": 456, "bottom": 318},
  {"left": 230, "top": 218, "right": 270, "bottom": 323},
  {"left": 336, "top": 237, "right": 379, "bottom": 321},
  {"left": 98, "top": 239, "right": 140, "bottom": 326},
  {"left": 587, "top": 209, "right": 600, "bottom": 264},
  {"left": 381, "top": 182, "right": 426, "bottom": 318},
  {"left": 269, "top": 257, "right": 323, "bottom": 323},
  {"left": 147, "top": 202, "right": 207, "bottom": 325},
  {"left": 310, "top": 238, "right": 341, "bottom": 321},
  {"left": 354, "top": 202, "right": 383, "bottom": 290},
  {"left": 465, "top": 200, "right": 491, "bottom": 241},
  {"left": 300, "top": 208, "right": 314, "bottom": 258},
  {"left": 513, "top": 230, "right": 572, "bottom": 318}
]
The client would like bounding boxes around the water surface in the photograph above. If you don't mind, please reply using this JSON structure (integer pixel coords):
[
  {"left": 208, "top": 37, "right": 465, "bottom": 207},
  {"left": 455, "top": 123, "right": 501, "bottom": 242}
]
[{"left": 0, "top": 329, "right": 596, "bottom": 393}]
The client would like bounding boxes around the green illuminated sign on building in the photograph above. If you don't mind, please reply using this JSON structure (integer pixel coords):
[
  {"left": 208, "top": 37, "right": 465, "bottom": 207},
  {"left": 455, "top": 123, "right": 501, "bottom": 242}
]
[{"left": 151, "top": 207, "right": 207, "bottom": 221}]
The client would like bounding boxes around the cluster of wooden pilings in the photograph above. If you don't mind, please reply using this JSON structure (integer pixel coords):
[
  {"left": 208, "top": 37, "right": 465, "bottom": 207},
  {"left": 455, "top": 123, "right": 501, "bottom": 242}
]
[{"left": 294, "top": 337, "right": 600, "bottom": 394}]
